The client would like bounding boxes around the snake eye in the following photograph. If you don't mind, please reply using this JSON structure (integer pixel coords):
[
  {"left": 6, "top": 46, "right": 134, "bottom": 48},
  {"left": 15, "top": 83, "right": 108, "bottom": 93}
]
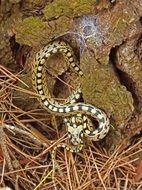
[
  {"left": 68, "top": 132, "right": 72, "bottom": 139},
  {"left": 79, "top": 132, "right": 84, "bottom": 139}
]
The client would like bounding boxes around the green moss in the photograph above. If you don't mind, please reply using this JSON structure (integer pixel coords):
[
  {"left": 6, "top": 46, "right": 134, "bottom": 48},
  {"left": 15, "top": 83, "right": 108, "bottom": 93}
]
[
  {"left": 43, "top": 0, "right": 97, "bottom": 20},
  {"left": 81, "top": 55, "right": 134, "bottom": 127},
  {"left": 28, "top": 0, "right": 41, "bottom": 3},
  {"left": 23, "top": 17, "right": 44, "bottom": 29},
  {"left": 15, "top": 17, "right": 46, "bottom": 45},
  {"left": 43, "top": 0, "right": 71, "bottom": 20},
  {"left": 15, "top": 14, "right": 73, "bottom": 46}
]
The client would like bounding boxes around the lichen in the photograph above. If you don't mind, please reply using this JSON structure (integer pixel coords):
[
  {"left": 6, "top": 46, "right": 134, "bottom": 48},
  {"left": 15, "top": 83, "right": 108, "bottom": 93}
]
[
  {"left": 15, "top": 14, "right": 75, "bottom": 46},
  {"left": 43, "top": 0, "right": 98, "bottom": 20},
  {"left": 115, "top": 37, "right": 142, "bottom": 135},
  {"left": 81, "top": 53, "right": 134, "bottom": 127},
  {"left": 28, "top": 0, "right": 41, "bottom": 3},
  {"left": 14, "top": 0, "right": 114, "bottom": 47},
  {"left": 15, "top": 17, "right": 46, "bottom": 46},
  {"left": 82, "top": 1, "right": 142, "bottom": 65}
]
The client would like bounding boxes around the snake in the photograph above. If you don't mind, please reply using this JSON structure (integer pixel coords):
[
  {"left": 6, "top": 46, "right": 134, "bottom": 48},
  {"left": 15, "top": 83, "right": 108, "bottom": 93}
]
[{"left": 32, "top": 40, "right": 110, "bottom": 188}]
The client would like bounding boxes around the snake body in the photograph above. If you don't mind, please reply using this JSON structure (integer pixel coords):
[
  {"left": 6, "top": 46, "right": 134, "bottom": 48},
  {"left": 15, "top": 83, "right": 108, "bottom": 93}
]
[
  {"left": 32, "top": 40, "right": 110, "bottom": 151},
  {"left": 32, "top": 40, "right": 110, "bottom": 152}
]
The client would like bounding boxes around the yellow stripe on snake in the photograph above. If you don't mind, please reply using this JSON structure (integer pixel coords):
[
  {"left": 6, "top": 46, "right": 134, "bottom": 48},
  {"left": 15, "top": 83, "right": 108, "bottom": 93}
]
[{"left": 32, "top": 40, "right": 110, "bottom": 189}]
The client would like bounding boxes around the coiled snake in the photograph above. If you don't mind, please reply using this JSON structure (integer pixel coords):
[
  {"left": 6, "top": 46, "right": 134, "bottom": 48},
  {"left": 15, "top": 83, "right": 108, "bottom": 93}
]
[{"left": 32, "top": 40, "right": 110, "bottom": 189}]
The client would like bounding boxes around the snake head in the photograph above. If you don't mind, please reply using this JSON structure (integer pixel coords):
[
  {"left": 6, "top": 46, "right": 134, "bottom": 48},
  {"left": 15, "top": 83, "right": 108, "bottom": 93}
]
[
  {"left": 64, "top": 114, "right": 89, "bottom": 146},
  {"left": 68, "top": 124, "right": 84, "bottom": 146}
]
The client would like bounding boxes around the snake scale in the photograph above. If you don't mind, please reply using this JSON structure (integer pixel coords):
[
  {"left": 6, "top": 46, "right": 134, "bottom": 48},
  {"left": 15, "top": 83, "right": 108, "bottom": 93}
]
[{"left": 32, "top": 40, "right": 110, "bottom": 188}]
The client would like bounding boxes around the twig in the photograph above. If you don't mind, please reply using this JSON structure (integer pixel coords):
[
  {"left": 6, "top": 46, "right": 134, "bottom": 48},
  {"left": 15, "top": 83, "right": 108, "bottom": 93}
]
[{"left": 0, "top": 127, "right": 13, "bottom": 171}]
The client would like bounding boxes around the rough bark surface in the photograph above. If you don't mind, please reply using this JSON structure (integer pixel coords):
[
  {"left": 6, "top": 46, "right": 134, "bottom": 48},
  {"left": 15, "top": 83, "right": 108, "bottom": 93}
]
[
  {"left": 4, "top": 0, "right": 141, "bottom": 140},
  {"left": 0, "top": 0, "right": 142, "bottom": 189}
]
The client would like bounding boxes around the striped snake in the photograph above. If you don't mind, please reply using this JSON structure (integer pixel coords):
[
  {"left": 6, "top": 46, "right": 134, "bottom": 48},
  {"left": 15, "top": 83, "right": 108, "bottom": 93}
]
[{"left": 32, "top": 40, "right": 110, "bottom": 188}]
